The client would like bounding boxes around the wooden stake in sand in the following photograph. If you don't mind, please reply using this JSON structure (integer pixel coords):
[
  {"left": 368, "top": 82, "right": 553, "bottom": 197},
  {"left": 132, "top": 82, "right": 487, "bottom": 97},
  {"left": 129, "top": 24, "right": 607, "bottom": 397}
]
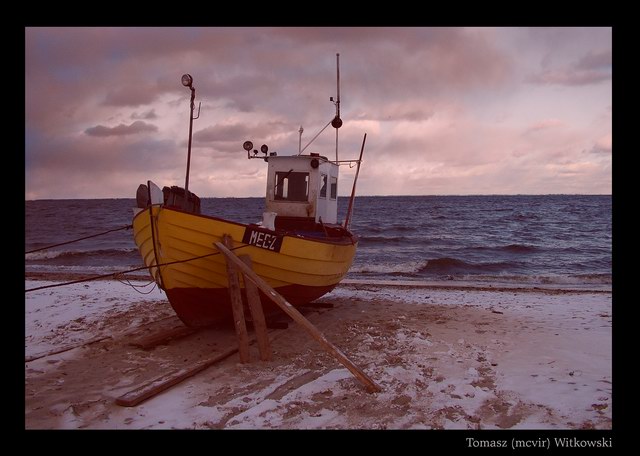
[
  {"left": 222, "top": 235, "right": 250, "bottom": 363},
  {"left": 239, "top": 254, "right": 272, "bottom": 361},
  {"left": 214, "top": 241, "right": 381, "bottom": 393}
]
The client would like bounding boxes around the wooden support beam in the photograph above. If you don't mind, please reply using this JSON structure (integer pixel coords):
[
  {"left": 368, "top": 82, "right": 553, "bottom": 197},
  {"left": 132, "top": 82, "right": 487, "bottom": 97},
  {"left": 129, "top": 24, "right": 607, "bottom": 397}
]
[
  {"left": 115, "top": 346, "right": 239, "bottom": 407},
  {"left": 214, "top": 241, "right": 381, "bottom": 393},
  {"left": 240, "top": 255, "right": 272, "bottom": 361},
  {"left": 222, "top": 235, "right": 250, "bottom": 363}
]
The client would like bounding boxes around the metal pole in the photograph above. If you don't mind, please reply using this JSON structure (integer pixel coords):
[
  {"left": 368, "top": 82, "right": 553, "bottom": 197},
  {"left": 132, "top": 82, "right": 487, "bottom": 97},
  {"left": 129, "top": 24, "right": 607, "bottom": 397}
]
[{"left": 184, "top": 86, "right": 195, "bottom": 193}]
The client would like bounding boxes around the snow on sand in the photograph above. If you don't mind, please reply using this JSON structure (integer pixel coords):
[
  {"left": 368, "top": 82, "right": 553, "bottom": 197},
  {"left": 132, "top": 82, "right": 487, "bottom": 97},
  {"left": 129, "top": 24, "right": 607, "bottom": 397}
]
[{"left": 25, "top": 279, "right": 611, "bottom": 429}]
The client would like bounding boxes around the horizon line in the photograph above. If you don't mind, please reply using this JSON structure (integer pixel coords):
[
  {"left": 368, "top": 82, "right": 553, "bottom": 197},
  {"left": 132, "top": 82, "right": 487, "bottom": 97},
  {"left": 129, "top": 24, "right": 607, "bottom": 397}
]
[{"left": 25, "top": 193, "right": 613, "bottom": 202}]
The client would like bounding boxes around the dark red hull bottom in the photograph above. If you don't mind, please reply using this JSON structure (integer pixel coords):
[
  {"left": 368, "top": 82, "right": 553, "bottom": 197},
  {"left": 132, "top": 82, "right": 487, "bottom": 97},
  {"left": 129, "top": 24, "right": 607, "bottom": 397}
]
[{"left": 165, "top": 283, "right": 337, "bottom": 327}]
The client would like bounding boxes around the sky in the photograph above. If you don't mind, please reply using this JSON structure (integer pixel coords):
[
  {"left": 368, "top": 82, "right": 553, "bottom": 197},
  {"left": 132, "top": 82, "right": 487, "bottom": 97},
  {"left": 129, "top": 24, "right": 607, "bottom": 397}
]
[{"left": 25, "top": 27, "right": 612, "bottom": 199}]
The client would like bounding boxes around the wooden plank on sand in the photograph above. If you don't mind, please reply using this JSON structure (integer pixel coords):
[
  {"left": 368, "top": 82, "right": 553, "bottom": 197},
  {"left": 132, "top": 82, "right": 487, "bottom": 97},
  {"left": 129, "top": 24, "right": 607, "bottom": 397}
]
[
  {"left": 25, "top": 335, "right": 111, "bottom": 363},
  {"left": 129, "top": 325, "right": 197, "bottom": 350},
  {"left": 223, "top": 235, "right": 250, "bottom": 363},
  {"left": 214, "top": 241, "right": 381, "bottom": 393},
  {"left": 115, "top": 346, "right": 239, "bottom": 407},
  {"left": 240, "top": 255, "right": 272, "bottom": 361}
]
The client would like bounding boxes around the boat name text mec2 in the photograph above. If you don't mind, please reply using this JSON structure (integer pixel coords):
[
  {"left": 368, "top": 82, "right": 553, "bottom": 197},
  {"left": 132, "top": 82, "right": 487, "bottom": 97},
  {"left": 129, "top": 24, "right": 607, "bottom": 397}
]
[{"left": 242, "top": 227, "right": 283, "bottom": 253}]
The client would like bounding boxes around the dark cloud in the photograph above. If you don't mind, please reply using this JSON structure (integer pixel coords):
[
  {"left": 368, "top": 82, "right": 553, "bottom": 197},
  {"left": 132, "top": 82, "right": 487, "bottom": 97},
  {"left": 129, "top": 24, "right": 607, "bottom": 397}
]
[
  {"left": 587, "top": 137, "right": 612, "bottom": 155},
  {"left": 85, "top": 120, "right": 158, "bottom": 137},
  {"left": 529, "top": 49, "right": 611, "bottom": 86},
  {"left": 576, "top": 50, "right": 611, "bottom": 70}
]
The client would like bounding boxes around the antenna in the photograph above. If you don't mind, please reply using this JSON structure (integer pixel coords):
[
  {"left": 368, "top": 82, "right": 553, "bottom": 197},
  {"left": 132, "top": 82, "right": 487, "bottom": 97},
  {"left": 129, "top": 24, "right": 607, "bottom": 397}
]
[
  {"left": 298, "top": 126, "right": 304, "bottom": 154},
  {"left": 298, "top": 54, "right": 343, "bottom": 157},
  {"left": 331, "top": 53, "right": 342, "bottom": 162},
  {"left": 336, "top": 53, "right": 340, "bottom": 121}
]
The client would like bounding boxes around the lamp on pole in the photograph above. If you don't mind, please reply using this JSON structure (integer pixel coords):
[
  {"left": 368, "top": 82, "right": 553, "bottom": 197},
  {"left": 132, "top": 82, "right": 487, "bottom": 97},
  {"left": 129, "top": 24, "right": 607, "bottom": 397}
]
[{"left": 181, "top": 73, "right": 199, "bottom": 193}]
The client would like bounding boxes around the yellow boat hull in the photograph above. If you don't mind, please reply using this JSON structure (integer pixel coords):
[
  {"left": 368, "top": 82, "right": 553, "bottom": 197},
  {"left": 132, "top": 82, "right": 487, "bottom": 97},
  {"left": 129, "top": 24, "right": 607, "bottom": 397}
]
[{"left": 132, "top": 205, "right": 357, "bottom": 327}]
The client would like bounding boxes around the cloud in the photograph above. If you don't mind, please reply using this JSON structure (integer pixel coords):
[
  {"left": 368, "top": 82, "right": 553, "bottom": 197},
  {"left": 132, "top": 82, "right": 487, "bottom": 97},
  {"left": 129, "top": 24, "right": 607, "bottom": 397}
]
[
  {"left": 25, "top": 27, "right": 611, "bottom": 198},
  {"left": 193, "top": 123, "right": 254, "bottom": 143},
  {"left": 84, "top": 120, "right": 158, "bottom": 137},
  {"left": 131, "top": 109, "right": 158, "bottom": 120},
  {"left": 192, "top": 121, "right": 293, "bottom": 154},
  {"left": 529, "top": 49, "right": 611, "bottom": 86},
  {"left": 352, "top": 102, "right": 435, "bottom": 123},
  {"left": 103, "top": 85, "right": 164, "bottom": 107},
  {"left": 523, "top": 118, "right": 565, "bottom": 134},
  {"left": 588, "top": 134, "right": 612, "bottom": 155},
  {"left": 576, "top": 50, "right": 612, "bottom": 70},
  {"left": 529, "top": 69, "right": 610, "bottom": 86}
]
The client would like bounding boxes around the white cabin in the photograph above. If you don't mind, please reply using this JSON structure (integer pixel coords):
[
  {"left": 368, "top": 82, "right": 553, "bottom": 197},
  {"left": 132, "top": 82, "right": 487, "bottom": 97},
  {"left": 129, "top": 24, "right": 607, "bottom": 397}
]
[{"left": 264, "top": 153, "right": 339, "bottom": 226}]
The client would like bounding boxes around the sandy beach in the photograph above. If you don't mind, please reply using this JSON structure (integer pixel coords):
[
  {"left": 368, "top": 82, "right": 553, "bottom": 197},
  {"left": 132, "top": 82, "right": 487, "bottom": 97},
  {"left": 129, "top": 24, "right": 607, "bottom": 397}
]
[{"left": 25, "top": 277, "right": 611, "bottom": 430}]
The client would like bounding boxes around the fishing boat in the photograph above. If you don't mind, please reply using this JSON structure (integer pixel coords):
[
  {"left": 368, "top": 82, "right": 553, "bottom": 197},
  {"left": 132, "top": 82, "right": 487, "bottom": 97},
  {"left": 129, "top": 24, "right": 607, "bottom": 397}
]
[{"left": 132, "top": 55, "right": 366, "bottom": 327}]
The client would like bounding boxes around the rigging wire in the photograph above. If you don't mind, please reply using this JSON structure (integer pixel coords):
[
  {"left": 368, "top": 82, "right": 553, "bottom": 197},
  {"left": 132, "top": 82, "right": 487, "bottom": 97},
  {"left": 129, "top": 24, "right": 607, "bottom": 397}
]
[{"left": 298, "top": 119, "right": 332, "bottom": 156}]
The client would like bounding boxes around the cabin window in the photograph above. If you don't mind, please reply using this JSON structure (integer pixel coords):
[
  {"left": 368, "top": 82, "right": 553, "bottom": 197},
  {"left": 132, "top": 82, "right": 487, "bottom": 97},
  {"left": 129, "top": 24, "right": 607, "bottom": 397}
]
[
  {"left": 275, "top": 171, "right": 309, "bottom": 202},
  {"left": 330, "top": 177, "right": 338, "bottom": 200},
  {"left": 320, "top": 174, "right": 327, "bottom": 198}
]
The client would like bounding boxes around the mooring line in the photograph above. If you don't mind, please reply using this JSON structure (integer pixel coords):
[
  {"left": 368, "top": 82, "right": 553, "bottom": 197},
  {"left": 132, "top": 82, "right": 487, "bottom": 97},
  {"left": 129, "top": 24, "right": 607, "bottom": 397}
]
[
  {"left": 25, "top": 245, "right": 248, "bottom": 293},
  {"left": 25, "top": 225, "right": 133, "bottom": 255}
]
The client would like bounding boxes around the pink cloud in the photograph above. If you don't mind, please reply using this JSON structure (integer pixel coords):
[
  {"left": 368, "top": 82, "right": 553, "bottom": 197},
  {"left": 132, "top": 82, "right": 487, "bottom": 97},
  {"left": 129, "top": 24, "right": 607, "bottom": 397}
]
[
  {"left": 25, "top": 27, "right": 611, "bottom": 198},
  {"left": 523, "top": 118, "right": 565, "bottom": 134}
]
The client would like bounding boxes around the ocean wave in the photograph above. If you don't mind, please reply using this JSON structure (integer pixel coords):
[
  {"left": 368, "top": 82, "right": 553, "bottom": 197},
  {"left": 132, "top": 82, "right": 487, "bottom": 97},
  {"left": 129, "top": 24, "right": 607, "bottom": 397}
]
[
  {"left": 350, "top": 260, "right": 429, "bottom": 275},
  {"left": 466, "top": 244, "right": 538, "bottom": 253},
  {"left": 25, "top": 247, "right": 138, "bottom": 261},
  {"left": 458, "top": 273, "right": 612, "bottom": 286},
  {"left": 501, "top": 244, "right": 538, "bottom": 253},
  {"left": 419, "top": 257, "right": 521, "bottom": 274},
  {"left": 359, "top": 235, "right": 414, "bottom": 245},
  {"left": 513, "top": 213, "right": 540, "bottom": 221},
  {"left": 351, "top": 257, "right": 521, "bottom": 277}
]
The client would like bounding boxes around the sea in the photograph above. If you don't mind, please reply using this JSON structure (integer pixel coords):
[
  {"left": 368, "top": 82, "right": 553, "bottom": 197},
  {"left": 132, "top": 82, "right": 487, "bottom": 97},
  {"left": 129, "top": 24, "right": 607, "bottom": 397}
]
[{"left": 25, "top": 195, "right": 611, "bottom": 288}]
